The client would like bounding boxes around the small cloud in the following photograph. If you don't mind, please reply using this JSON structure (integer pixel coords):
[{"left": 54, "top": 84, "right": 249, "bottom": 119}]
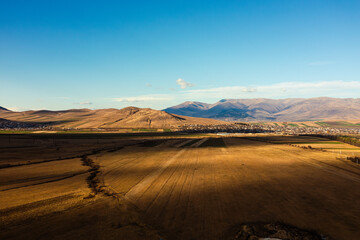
[
  {"left": 176, "top": 78, "right": 194, "bottom": 89},
  {"left": 146, "top": 83, "right": 152, "bottom": 87},
  {"left": 80, "top": 101, "right": 92, "bottom": 105},
  {"left": 308, "top": 61, "right": 333, "bottom": 66},
  {"left": 241, "top": 87, "right": 257, "bottom": 93},
  {"left": 74, "top": 101, "right": 93, "bottom": 105},
  {"left": 114, "top": 95, "right": 171, "bottom": 103}
]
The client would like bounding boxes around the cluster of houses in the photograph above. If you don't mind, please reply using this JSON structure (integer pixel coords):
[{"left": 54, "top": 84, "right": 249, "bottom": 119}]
[
  {"left": 0, "top": 119, "right": 49, "bottom": 129},
  {"left": 180, "top": 123, "right": 360, "bottom": 135},
  {"left": 1, "top": 118, "right": 360, "bottom": 136}
]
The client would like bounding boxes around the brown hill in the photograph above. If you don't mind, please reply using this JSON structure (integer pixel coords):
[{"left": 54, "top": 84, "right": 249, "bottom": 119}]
[
  {"left": 0, "top": 107, "right": 225, "bottom": 129},
  {"left": 274, "top": 98, "right": 360, "bottom": 121}
]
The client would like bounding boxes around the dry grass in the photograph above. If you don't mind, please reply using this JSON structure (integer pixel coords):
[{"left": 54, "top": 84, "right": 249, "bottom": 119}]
[
  {"left": 0, "top": 107, "right": 226, "bottom": 129},
  {"left": 1, "top": 134, "right": 360, "bottom": 239},
  {"left": 262, "top": 135, "right": 360, "bottom": 158}
]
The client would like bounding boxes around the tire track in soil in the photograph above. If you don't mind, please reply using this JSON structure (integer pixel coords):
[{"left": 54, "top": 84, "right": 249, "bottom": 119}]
[
  {"left": 152, "top": 150, "right": 190, "bottom": 232},
  {"left": 212, "top": 148, "right": 227, "bottom": 237},
  {"left": 174, "top": 139, "right": 194, "bottom": 148},
  {"left": 154, "top": 140, "right": 210, "bottom": 237},
  {"left": 79, "top": 147, "right": 168, "bottom": 240},
  {"left": 0, "top": 171, "right": 88, "bottom": 192},
  {"left": 142, "top": 149, "right": 185, "bottom": 213},
  {"left": 102, "top": 155, "right": 150, "bottom": 194},
  {"left": 0, "top": 143, "right": 134, "bottom": 169},
  {"left": 157, "top": 149, "right": 200, "bottom": 239},
  {"left": 124, "top": 148, "right": 187, "bottom": 203},
  {"left": 261, "top": 138, "right": 360, "bottom": 177},
  {"left": 183, "top": 150, "right": 199, "bottom": 235},
  {"left": 272, "top": 146, "right": 360, "bottom": 183},
  {"left": 299, "top": 158, "right": 360, "bottom": 183},
  {"left": 123, "top": 138, "right": 206, "bottom": 204},
  {"left": 0, "top": 193, "right": 78, "bottom": 216},
  {"left": 166, "top": 150, "right": 195, "bottom": 232},
  {"left": 144, "top": 149, "right": 192, "bottom": 220},
  {"left": 100, "top": 146, "right": 174, "bottom": 196},
  {"left": 191, "top": 138, "right": 209, "bottom": 148},
  {"left": 118, "top": 139, "right": 207, "bottom": 239}
]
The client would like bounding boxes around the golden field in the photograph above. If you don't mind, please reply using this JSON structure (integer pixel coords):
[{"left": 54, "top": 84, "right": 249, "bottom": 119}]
[{"left": 1, "top": 134, "right": 360, "bottom": 239}]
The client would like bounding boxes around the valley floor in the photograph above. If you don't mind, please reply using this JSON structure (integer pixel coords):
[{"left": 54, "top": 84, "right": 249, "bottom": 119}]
[{"left": 1, "top": 134, "right": 360, "bottom": 239}]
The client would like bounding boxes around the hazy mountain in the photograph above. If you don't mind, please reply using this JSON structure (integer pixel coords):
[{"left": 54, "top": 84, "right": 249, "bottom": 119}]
[
  {"left": 166, "top": 101, "right": 211, "bottom": 117},
  {"left": 164, "top": 97, "right": 360, "bottom": 121},
  {"left": 0, "top": 106, "right": 225, "bottom": 129},
  {"left": 0, "top": 106, "right": 9, "bottom": 111}
]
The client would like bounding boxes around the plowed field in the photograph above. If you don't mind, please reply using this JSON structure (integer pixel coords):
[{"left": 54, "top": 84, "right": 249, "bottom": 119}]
[{"left": 1, "top": 134, "right": 360, "bottom": 240}]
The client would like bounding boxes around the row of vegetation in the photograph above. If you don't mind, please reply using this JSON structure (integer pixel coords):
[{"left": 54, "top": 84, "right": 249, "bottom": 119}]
[
  {"left": 325, "top": 135, "right": 360, "bottom": 147},
  {"left": 0, "top": 130, "right": 35, "bottom": 134},
  {"left": 347, "top": 156, "right": 360, "bottom": 164},
  {"left": 315, "top": 121, "right": 360, "bottom": 128},
  {"left": 300, "top": 134, "right": 360, "bottom": 147}
]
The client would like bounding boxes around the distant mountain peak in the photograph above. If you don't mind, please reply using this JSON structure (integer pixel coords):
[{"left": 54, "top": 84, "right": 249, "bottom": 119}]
[
  {"left": 164, "top": 97, "right": 360, "bottom": 121},
  {"left": 182, "top": 101, "right": 206, "bottom": 105}
]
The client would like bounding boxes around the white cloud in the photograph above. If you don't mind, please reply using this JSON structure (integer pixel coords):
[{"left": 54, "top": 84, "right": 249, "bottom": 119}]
[
  {"left": 241, "top": 87, "right": 257, "bottom": 93},
  {"left": 183, "top": 80, "right": 360, "bottom": 100},
  {"left": 112, "top": 80, "right": 360, "bottom": 109},
  {"left": 176, "top": 78, "right": 194, "bottom": 89},
  {"left": 74, "top": 101, "right": 93, "bottom": 105},
  {"left": 80, "top": 101, "right": 92, "bottom": 105},
  {"left": 114, "top": 95, "right": 171, "bottom": 103}
]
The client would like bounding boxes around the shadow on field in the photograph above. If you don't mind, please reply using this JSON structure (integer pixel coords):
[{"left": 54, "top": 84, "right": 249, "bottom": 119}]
[
  {"left": 224, "top": 222, "right": 331, "bottom": 240},
  {"left": 1, "top": 134, "right": 360, "bottom": 240}
]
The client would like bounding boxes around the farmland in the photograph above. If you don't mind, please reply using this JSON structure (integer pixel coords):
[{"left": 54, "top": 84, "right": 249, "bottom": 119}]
[{"left": 1, "top": 134, "right": 360, "bottom": 239}]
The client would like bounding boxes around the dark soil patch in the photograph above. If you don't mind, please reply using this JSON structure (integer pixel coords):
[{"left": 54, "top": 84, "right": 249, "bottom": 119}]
[
  {"left": 200, "top": 138, "right": 226, "bottom": 148},
  {"left": 181, "top": 139, "right": 199, "bottom": 147},
  {"left": 139, "top": 139, "right": 167, "bottom": 147},
  {"left": 229, "top": 222, "right": 331, "bottom": 240}
]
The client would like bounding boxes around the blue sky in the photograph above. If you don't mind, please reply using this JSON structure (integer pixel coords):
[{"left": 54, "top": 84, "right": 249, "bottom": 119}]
[{"left": 1, "top": 0, "right": 360, "bottom": 111}]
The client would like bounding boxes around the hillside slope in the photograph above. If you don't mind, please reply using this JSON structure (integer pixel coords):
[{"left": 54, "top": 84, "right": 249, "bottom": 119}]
[
  {"left": 0, "top": 106, "right": 225, "bottom": 129},
  {"left": 164, "top": 97, "right": 360, "bottom": 121}
]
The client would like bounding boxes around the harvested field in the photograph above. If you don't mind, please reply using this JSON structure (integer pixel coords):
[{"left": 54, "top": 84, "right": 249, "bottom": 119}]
[
  {"left": 1, "top": 134, "right": 360, "bottom": 239},
  {"left": 257, "top": 135, "right": 360, "bottom": 159}
]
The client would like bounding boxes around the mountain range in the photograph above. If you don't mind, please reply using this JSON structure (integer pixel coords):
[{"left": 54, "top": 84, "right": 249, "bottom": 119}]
[
  {"left": 0, "top": 106, "right": 224, "bottom": 129},
  {"left": 164, "top": 97, "right": 360, "bottom": 121},
  {"left": 2, "top": 97, "right": 360, "bottom": 129}
]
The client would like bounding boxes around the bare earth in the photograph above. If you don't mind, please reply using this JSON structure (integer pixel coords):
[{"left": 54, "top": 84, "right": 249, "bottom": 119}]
[{"left": 1, "top": 134, "right": 360, "bottom": 239}]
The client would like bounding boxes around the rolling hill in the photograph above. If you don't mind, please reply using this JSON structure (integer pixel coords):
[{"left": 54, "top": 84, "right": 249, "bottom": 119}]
[
  {"left": 164, "top": 97, "right": 360, "bottom": 121},
  {"left": 0, "top": 106, "right": 225, "bottom": 129}
]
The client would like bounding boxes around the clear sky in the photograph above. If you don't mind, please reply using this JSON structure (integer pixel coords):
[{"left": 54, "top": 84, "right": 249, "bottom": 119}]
[{"left": 1, "top": 0, "right": 360, "bottom": 111}]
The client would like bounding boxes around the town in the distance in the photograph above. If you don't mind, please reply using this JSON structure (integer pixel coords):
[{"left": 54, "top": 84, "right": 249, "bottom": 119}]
[{"left": 1, "top": 97, "right": 360, "bottom": 136}]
